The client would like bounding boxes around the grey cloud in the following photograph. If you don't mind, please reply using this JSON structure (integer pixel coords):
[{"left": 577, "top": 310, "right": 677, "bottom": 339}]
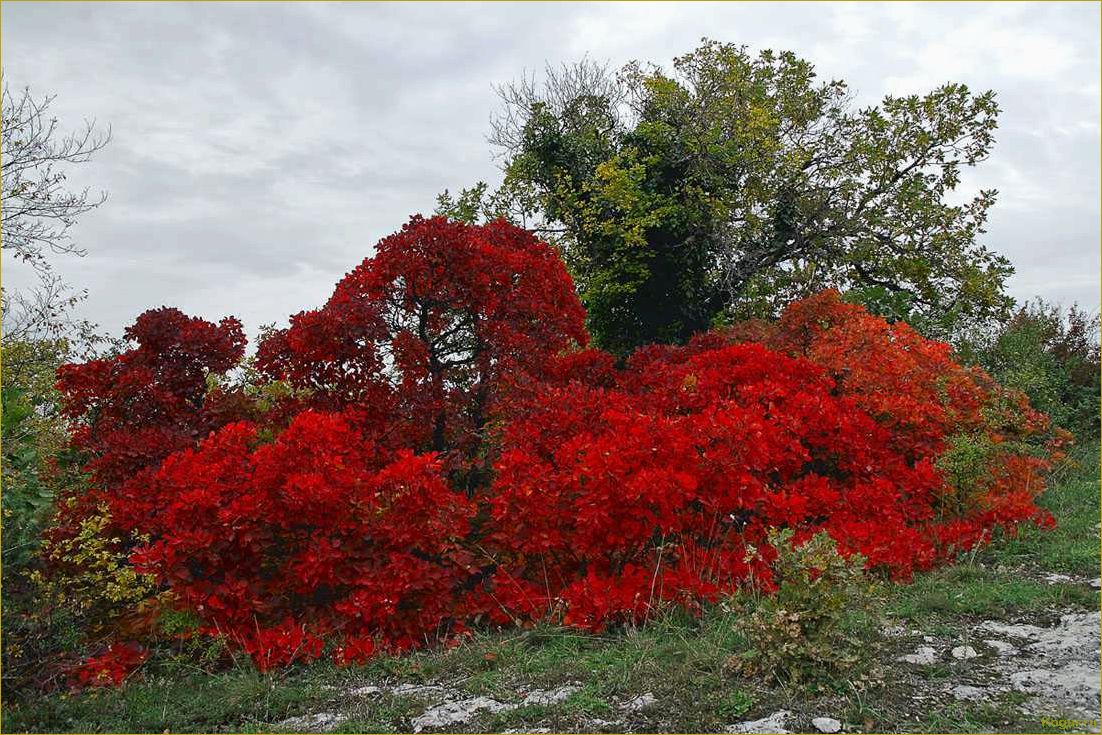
[{"left": 1, "top": 1, "right": 1097, "bottom": 342}]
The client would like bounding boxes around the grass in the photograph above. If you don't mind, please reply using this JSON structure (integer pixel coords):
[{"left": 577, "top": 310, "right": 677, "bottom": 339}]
[
  {"left": 987, "top": 445, "right": 1102, "bottom": 576},
  {"left": 4, "top": 442, "right": 1099, "bottom": 733},
  {"left": 884, "top": 442, "right": 1100, "bottom": 627}
]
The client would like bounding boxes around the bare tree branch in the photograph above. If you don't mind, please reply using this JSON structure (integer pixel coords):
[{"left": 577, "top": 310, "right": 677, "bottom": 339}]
[{"left": 1, "top": 75, "right": 110, "bottom": 341}]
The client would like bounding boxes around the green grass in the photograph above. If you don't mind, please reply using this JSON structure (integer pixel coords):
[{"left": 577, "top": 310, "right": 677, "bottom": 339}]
[
  {"left": 4, "top": 442, "right": 1099, "bottom": 734},
  {"left": 884, "top": 441, "right": 1100, "bottom": 626},
  {"left": 987, "top": 443, "right": 1102, "bottom": 576},
  {"left": 885, "top": 565, "right": 1097, "bottom": 623}
]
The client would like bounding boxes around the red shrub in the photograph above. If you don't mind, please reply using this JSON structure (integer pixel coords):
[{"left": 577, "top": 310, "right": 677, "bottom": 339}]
[
  {"left": 487, "top": 343, "right": 940, "bottom": 630},
  {"left": 126, "top": 410, "right": 477, "bottom": 663},
  {"left": 48, "top": 308, "right": 248, "bottom": 574},
  {"left": 51, "top": 221, "right": 1064, "bottom": 673},
  {"left": 67, "top": 642, "right": 147, "bottom": 690},
  {"left": 256, "top": 215, "right": 586, "bottom": 461},
  {"left": 56, "top": 307, "right": 247, "bottom": 490}
]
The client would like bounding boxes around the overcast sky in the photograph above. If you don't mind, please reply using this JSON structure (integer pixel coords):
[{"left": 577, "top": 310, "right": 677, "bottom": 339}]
[{"left": 2, "top": 1, "right": 1099, "bottom": 342}]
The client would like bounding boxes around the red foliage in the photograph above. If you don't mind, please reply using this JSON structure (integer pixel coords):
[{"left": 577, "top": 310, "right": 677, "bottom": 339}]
[
  {"left": 126, "top": 410, "right": 478, "bottom": 662},
  {"left": 256, "top": 215, "right": 587, "bottom": 461},
  {"left": 52, "top": 221, "right": 1066, "bottom": 674},
  {"left": 67, "top": 642, "right": 147, "bottom": 690},
  {"left": 49, "top": 308, "right": 247, "bottom": 559},
  {"left": 489, "top": 342, "right": 932, "bottom": 628},
  {"left": 56, "top": 307, "right": 247, "bottom": 490},
  {"left": 485, "top": 292, "right": 1065, "bottom": 630}
]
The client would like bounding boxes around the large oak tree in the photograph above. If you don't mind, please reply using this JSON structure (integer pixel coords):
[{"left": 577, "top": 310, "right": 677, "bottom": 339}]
[{"left": 483, "top": 40, "right": 1012, "bottom": 354}]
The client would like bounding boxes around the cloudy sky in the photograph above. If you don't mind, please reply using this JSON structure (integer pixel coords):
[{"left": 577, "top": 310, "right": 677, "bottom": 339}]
[{"left": 2, "top": 1, "right": 1099, "bottom": 341}]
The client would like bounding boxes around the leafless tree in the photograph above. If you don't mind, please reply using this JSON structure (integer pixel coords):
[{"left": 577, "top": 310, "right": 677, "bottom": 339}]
[
  {"left": 1, "top": 78, "right": 110, "bottom": 340},
  {"left": 488, "top": 56, "right": 629, "bottom": 160}
]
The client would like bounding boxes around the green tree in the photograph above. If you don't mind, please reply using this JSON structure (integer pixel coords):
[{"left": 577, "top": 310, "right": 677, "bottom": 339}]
[
  {"left": 956, "top": 300, "right": 1100, "bottom": 438},
  {"left": 488, "top": 41, "right": 1013, "bottom": 353}
]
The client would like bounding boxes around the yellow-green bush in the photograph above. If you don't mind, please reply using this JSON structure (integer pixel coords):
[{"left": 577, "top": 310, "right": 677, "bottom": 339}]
[
  {"left": 729, "top": 529, "right": 878, "bottom": 685},
  {"left": 32, "top": 503, "right": 158, "bottom": 621}
]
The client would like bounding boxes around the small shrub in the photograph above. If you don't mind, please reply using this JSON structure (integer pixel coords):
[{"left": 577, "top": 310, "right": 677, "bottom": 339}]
[
  {"left": 2, "top": 386, "right": 57, "bottom": 576},
  {"left": 34, "top": 504, "right": 158, "bottom": 622},
  {"left": 717, "top": 689, "right": 755, "bottom": 718},
  {"left": 729, "top": 529, "right": 876, "bottom": 684}
]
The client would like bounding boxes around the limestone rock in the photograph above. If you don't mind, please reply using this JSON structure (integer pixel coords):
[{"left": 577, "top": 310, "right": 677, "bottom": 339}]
[
  {"left": 898, "top": 645, "right": 938, "bottom": 665},
  {"left": 812, "top": 716, "right": 843, "bottom": 733},
  {"left": 411, "top": 696, "right": 512, "bottom": 732},
  {"left": 522, "top": 684, "right": 581, "bottom": 706},
  {"left": 983, "top": 639, "right": 1017, "bottom": 656},
  {"left": 277, "top": 712, "right": 343, "bottom": 732},
  {"left": 727, "top": 710, "right": 792, "bottom": 733},
  {"left": 620, "top": 693, "right": 658, "bottom": 712},
  {"left": 951, "top": 645, "right": 979, "bottom": 660},
  {"left": 949, "top": 685, "right": 987, "bottom": 701}
]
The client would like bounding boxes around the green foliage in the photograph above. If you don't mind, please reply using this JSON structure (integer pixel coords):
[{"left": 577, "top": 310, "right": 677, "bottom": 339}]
[
  {"left": 33, "top": 504, "right": 159, "bottom": 619},
  {"left": 2, "top": 339, "right": 69, "bottom": 701},
  {"left": 730, "top": 529, "right": 878, "bottom": 685},
  {"left": 2, "top": 338, "right": 79, "bottom": 583},
  {"left": 2, "top": 386, "right": 56, "bottom": 572},
  {"left": 717, "top": 689, "right": 754, "bottom": 719},
  {"left": 433, "top": 180, "right": 531, "bottom": 227},
  {"left": 434, "top": 182, "right": 492, "bottom": 224},
  {"left": 1, "top": 336, "right": 146, "bottom": 701},
  {"left": 490, "top": 40, "right": 1012, "bottom": 353},
  {"left": 934, "top": 433, "right": 1000, "bottom": 515},
  {"left": 957, "top": 300, "right": 1100, "bottom": 438}
]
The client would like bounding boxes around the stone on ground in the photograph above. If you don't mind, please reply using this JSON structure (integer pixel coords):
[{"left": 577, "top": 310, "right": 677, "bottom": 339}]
[
  {"left": 979, "top": 610, "right": 1101, "bottom": 719},
  {"left": 949, "top": 684, "right": 988, "bottom": 701},
  {"left": 620, "top": 693, "right": 658, "bottom": 712},
  {"left": 276, "top": 712, "right": 344, "bottom": 732},
  {"left": 951, "top": 645, "right": 978, "bottom": 660},
  {"left": 521, "top": 683, "right": 581, "bottom": 706},
  {"left": 726, "top": 710, "right": 792, "bottom": 733},
  {"left": 983, "top": 639, "right": 1017, "bottom": 656},
  {"left": 812, "top": 715, "right": 843, "bottom": 732},
  {"left": 411, "top": 696, "right": 512, "bottom": 732},
  {"left": 898, "top": 645, "right": 939, "bottom": 665}
]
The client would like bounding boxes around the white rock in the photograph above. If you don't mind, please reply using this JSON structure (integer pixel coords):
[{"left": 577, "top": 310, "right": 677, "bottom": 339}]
[
  {"left": 412, "top": 696, "right": 513, "bottom": 732},
  {"left": 1024, "top": 612, "right": 1101, "bottom": 658},
  {"left": 977, "top": 620, "right": 1047, "bottom": 639},
  {"left": 584, "top": 717, "right": 622, "bottom": 730},
  {"left": 898, "top": 646, "right": 939, "bottom": 665},
  {"left": 951, "top": 645, "right": 979, "bottom": 660},
  {"left": 522, "top": 684, "right": 581, "bottom": 706},
  {"left": 950, "top": 684, "right": 987, "bottom": 701},
  {"left": 1043, "top": 573, "right": 1076, "bottom": 585},
  {"left": 812, "top": 716, "right": 842, "bottom": 733},
  {"left": 504, "top": 729, "right": 552, "bottom": 734},
  {"left": 1091, "top": 578, "right": 1101, "bottom": 590},
  {"left": 727, "top": 710, "right": 792, "bottom": 733},
  {"left": 620, "top": 693, "right": 658, "bottom": 712},
  {"left": 983, "top": 639, "right": 1018, "bottom": 656},
  {"left": 392, "top": 683, "right": 449, "bottom": 698},
  {"left": 1010, "top": 662, "right": 1102, "bottom": 711},
  {"left": 922, "top": 635, "right": 936, "bottom": 643},
  {"left": 277, "top": 712, "right": 344, "bottom": 732},
  {"left": 973, "top": 609, "right": 1102, "bottom": 721},
  {"left": 350, "top": 685, "right": 381, "bottom": 696}
]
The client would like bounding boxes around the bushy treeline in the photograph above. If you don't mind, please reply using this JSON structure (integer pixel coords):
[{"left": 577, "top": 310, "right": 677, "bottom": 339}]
[{"left": 2, "top": 216, "right": 1079, "bottom": 697}]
